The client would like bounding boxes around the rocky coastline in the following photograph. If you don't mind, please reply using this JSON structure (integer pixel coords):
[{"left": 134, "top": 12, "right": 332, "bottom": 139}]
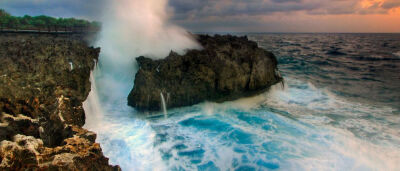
[
  {"left": 128, "top": 34, "right": 282, "bottom": 111},
  {"left": 0, "top": 33, "right": 119, "bottom": 170}
]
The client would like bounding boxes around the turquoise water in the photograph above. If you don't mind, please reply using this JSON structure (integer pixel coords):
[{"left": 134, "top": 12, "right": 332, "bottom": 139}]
[{"left": 84, "top": 34, "right": 400, "bottom": 170}]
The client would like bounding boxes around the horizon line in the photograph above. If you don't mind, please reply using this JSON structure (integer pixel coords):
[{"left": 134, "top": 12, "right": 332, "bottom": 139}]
[{"left": 193, "top": 31, "right": 400, "bottom": 34}]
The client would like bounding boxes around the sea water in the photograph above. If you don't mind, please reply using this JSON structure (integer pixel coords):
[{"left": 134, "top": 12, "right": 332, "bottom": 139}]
[{"left": 84, "top": 33, "right": 400, "bottom": 170}]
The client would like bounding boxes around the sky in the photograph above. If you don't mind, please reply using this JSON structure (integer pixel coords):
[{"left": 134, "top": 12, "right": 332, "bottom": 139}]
[{"left": 1, "top": 0, "right": 399, "bottom": 33}]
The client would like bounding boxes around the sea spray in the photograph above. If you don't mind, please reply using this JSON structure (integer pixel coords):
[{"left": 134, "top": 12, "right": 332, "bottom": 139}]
[
  {"left": 91, "top": 0, "right": 201, "bottom": 102},
  {"left": 85, "top": 0, "right": 201, "bottom": 120},
  {"left": 83, "top": 0, "right": 200, "bottom": 169},
  {"left": 95, "top": 0, "right": 201, "bottom": 71}
]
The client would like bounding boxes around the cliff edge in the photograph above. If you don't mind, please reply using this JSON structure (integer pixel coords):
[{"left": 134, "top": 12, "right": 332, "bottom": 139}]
[{"left": 0, "top": 33, "right": 119, "bottom": 170}]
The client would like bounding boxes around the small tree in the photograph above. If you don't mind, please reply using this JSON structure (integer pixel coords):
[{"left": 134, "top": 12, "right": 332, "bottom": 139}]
[
  {"left": 48, "top": 17, "right": 57, "bottom": 32},
  {"left": 20, "top": 15, "right": 33, "bottom": 30},
  {"left": 7, "top": 16, "right": 20, "bottom": 31},
  {"left": 57, "top": 18, "right": 65, "bottom": 32},
  {"left": 75, "top": 19, "right": 88, "bottom": 32},
  {"left": 0, "top": 16, "right": 8, "bottom": 31},
  {"left": 0, "top": 9, "right": 11, "bottom": 31},
  {"left": 32, "top": 16, "right": 45, "bottom": 32},
  {"left": 36, "top": 15, "right": 52, "bottom": 32},
  {"left": 69, "top": 18, "right": 79, "bottom": 32},
  {"left": 0, "top": 9, "right": 10, "bottom": 17},
  {"left": 63, "top": 18, "right": 75, "bottom": 32}
]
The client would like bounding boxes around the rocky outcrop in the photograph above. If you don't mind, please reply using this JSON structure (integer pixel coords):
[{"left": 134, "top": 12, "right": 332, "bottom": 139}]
[
  {"left": 128, "top": 35, "right": 282, "bottom": 111},
  {"left": 0, "top": 33, "right": 119, "bottom": 170}
]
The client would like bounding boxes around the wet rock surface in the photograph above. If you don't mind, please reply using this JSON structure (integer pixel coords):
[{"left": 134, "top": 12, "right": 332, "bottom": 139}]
[
  {"left": 128, "top": 35, "right": 282, "bottom": 111},
  {"left": 0, "top": 33, "right": 119, "bottom": 170}
]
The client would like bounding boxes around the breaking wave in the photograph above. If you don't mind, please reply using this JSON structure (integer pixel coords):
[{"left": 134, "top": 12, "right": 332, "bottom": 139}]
[{"left": 84, "top": 75, "right": 400, "bottom": 170}]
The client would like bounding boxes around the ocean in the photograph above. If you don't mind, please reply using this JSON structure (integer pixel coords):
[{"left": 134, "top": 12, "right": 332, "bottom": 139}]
[{"left": 84, "top": 33, "right": 400, "bottom": 170}]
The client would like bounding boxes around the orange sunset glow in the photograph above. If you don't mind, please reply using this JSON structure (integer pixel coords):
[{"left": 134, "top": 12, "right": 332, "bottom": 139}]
[{"left": 1, "top": 0, "right": 399, "bottom": 32}]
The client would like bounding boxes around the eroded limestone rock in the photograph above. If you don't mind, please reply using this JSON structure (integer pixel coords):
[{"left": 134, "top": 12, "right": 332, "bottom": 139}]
[
  {"left": 0, "top": 33, "right": 119, "bottom": 170},
  {"left": 128, "top": 35, "right": 282, "bottom": 111}
]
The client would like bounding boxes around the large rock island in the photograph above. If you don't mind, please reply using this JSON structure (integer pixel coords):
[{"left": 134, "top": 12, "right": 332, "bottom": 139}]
[
  {"left": 0, "top": 33, "right": 119, "bottom": 170},
  {"left": 128, "top": 35, "right": 282, "bottom": 111}
]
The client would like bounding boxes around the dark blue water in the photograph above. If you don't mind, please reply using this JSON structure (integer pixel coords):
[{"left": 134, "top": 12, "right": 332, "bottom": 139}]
[
  {"left": 250, "top": 33, "right": 400, "bottom": 109},
  {"left": 84, "top": 33, "right": 400, "bottom": 170}
]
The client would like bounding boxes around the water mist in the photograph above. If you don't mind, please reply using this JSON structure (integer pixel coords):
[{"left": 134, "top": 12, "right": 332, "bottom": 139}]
[
  {"left": 83, "top": 0, "right": 200, "bottom": 169},
  {"left": 84, "top": 0, "right": 200, "bottom": 125},
  {"left": 97, "top": 0, "right": 199, "bottom": 98}
]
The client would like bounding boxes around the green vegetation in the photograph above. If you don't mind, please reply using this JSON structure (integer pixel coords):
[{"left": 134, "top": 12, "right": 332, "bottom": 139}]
[{"left": 0, "top": 9, "right": 100, "bottom": 32}]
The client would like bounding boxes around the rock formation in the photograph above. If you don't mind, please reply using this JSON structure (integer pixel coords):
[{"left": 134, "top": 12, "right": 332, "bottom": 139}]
[
  {"left": 128, "top": 34, "right": 282, "bottom": 111},
  {"left": 0, "top": 33, "right": 119, "bottom": 170}
]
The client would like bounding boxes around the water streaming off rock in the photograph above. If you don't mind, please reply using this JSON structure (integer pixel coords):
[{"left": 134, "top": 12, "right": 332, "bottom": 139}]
[{"left": 160, "top": 92, "right": 168, "bottom": 116}]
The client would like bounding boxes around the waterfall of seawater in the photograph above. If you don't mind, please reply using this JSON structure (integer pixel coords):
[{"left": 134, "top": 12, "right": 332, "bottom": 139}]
[
  {"left": 160, "top": 92, "right": 167, "bottom": 117},
  {"left": 83, "top": 69, "right": 104, "bottom": 129}
]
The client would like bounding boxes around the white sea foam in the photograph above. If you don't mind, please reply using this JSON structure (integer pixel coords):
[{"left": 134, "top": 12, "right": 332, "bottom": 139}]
[
  {"left": 84, "top": 77, "right": 400, "bottom": 170},
  {"left": 82, "top": 1, "right": 400, "bottom": 169},
  {"left": 84, "top": 68, "right": 400, "bottom": 170},
  {"left": 260, "top": 77, "right": 400, "bottom": 170},
  {"left": 84, "top": 70, "right": 400, "bottom": 171}
]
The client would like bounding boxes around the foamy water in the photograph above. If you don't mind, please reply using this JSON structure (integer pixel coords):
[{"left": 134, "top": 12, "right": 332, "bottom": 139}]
[
  {"left": 84, "top": 75, "right": 400, "bottom": 170},
  {"left": 82, "top": 1, "right": 400, "bottom": 169}
]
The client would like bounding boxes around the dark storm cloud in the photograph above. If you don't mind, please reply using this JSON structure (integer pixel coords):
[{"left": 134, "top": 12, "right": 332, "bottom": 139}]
[
  {"left": 170, "top": 0, "right": 318, "bottom": 18},
  {"left": 382, "top": 0, "right": 400, "bottom": 9}
]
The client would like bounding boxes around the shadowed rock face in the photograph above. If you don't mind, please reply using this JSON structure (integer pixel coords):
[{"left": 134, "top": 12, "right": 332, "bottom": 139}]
[
  {"left": 0, "top": 33, "right": 119, "bottom": 170},
  {"left": 128, "top": 34, "right": 282, "bottom": 111}
]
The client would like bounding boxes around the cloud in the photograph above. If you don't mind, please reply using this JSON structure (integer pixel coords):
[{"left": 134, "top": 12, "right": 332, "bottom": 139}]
[
  {"left": 382, "top": 0, "right": 400, "bottom": 9},
  {"left": 169, "top": 0, "right": 400, "bottom": 19},
  {"left": 271, "top": 0, "right": 302, "bottom": 3},
  {"left": 2, "top": 0, "right": 398, "bottom": 19},
  {"left": 0, "top": 0, "right": 399, "bottom": 32},
  {"left": 167, "top": 0, "right": 400, "bottom": 32}
]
